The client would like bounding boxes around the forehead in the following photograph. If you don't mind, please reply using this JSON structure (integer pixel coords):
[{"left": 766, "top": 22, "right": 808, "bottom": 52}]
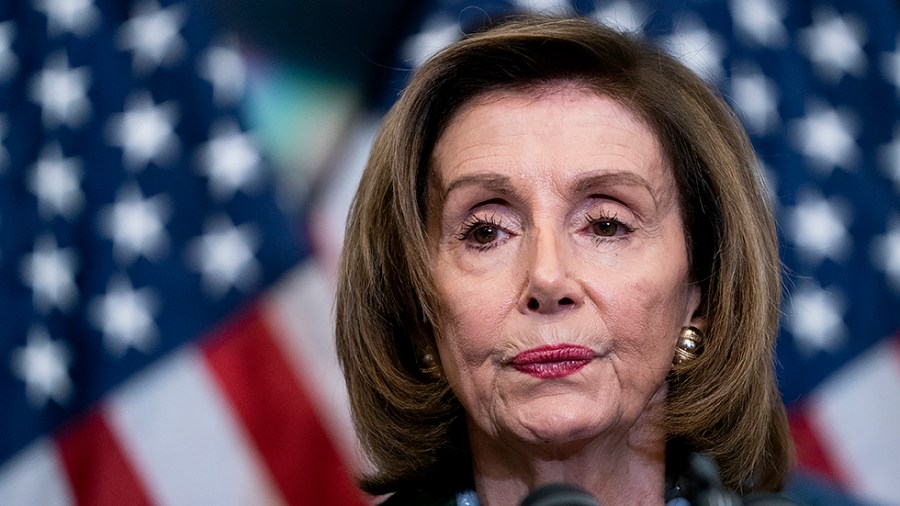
[{"left": 430, "top": 86, "right": 673, "bottom": 197}]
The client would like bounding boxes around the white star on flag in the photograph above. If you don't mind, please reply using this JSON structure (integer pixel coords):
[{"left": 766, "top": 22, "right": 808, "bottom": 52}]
[
  {"left": 19, "top": 234, "right": 79, "bottom": 313},
  {"left": 799, "top": 8, "right": 867, "bottom": 82},
  {"left": 199, "top": 39, "right": 246, "bottom": 107},
  {"left": 785, "top": 189, "right": 853, "bottom": 265},
  {"left": 195, "top": 120, "right": 262, "bottom": 200},
  {"left": 89, "top": 275, "right": 160, "bottom": 357},
  {"left": 107, "top": 92, "right": 180, "bottom": 171},
  {"left": 10, "top": 326, "right": 74, "bottom": 408},
  {"left": 0, "top": 21, "right": 16, "bottom": 81},
  {"left": 27, "top": 143, "right": 84, "bottom": 220},
  {"left": 27, "top": 51, "right": 92, "bottom": 129},
  {"left": 400, "top": 16, "right": 461, "bottom": 68},
  {"left": 33, "top": 0, "right": 101, "bottom": 38},
  {"left": 787, "top": 282, "right": 847, "bottom": 356},
  {"left": 513, "top": 0, "right": 573, "bottom": 15},
  {"left": 117, "top": 0, "right": 188, "bottom": 75},
  {"left": 592, "top": 1, "right": 646, "bottom": 33},
  {"left": 790, "top": 100, "right": 860, "bottom": 175},
  {"left": 186, "top": 215, "right": 261, "bottom": 298},
  {"left": 729, "top": 0, "right": 787, "bottom": 47},
  {"left": 663, "top": 15, "right": 726, "bottom": 83},
  {"left": 97, "top": 183, "right": 171, "bottom": 264},
  {"left": 731, "top": 63, "right": 781, "bottom": 135}
]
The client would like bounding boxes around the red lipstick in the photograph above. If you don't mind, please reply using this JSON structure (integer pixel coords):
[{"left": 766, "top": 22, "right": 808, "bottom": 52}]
[{"left": 511, "top": 344, "right": 594, "bottom": 379}]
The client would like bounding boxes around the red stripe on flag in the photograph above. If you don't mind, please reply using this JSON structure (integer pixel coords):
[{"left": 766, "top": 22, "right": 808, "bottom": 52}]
[
  {"left": 201, "top": 305, "right": 366, "bottom": 505},
  {"left": 55, "top": 411, "right": 153, "bottom": 506},
  {"left": 788, "top": 406, "right": 847, "bottom": 487}
]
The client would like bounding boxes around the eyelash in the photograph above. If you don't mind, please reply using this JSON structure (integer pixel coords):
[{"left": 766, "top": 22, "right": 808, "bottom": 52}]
[
  {"left": 454, "top": 211, "right": 634, "bottom": 251},
  {"left": 455, "top": 214, "right": 508, "bottom": 251},
  {"left": 584, "top": 212, "right": 635, "bottom": 243}
]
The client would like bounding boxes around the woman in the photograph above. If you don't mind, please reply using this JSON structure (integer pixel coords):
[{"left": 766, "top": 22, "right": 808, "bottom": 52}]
[{"left": 336, "top": 15, "right": 793, "bottom": 506}]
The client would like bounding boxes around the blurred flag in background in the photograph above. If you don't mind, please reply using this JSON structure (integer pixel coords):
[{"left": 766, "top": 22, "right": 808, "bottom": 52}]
[
  {"left": 1, "top": 0, "right": 899, "bottom": 505},
  {"left": 0, "top": 0, "right": 364, "bottom": 504}
]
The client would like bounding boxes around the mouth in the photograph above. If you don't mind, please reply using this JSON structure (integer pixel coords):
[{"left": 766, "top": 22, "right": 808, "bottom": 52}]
[{"left": 510, "top": 344, "right": 594, "bottom": 379}]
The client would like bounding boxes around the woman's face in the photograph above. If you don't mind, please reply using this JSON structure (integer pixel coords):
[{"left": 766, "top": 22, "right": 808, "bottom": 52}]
[{"left": 428, "top": 87, "right": 702, "bottom": 454}]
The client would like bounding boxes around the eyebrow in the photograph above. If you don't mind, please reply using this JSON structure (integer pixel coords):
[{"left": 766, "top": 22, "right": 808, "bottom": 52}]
[
  {"left": 570, "top": 170, "right": 662, "bottom": 210},
  {"left": 445, "top": 170, "right": 659, "bottom": 201},
  {"left": 443, "top": 173, "right": 519, "bottom": 199}
]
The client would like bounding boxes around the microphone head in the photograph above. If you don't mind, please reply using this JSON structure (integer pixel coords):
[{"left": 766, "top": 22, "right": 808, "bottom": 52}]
[{"left": 520, "top": 483, "right": 600, "bottom": 506}]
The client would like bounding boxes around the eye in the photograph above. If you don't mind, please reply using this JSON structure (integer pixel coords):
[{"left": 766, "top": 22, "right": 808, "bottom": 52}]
[
  {"left": 456, "top": 214, "right": 511, "bottom": 250},
  {"left": 585, "top": 213, "right": 634, "bottom": 239},
  {"left": 591, "top": 220, "right": 621, "bottom": 237},
  {"left": 472, "top": 224, "right": 499, "bottom": 244}
]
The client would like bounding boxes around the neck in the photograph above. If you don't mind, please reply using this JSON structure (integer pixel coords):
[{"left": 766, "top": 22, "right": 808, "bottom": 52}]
[{"left": 469, "top": 401, "right": 667, "bottom": 506}]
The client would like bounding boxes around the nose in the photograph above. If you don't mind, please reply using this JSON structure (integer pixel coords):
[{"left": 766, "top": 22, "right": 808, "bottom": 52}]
[{"left": 518, "top": 228, "right": 585, "bottom": 315}]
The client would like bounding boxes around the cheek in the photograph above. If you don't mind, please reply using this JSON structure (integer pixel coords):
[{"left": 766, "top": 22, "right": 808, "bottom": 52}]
[
  {"left": 433, "top": 301, "right": 505, "bottom": 408},
  {"left": 440, "top": 297, "right": 504, "bottom": 352},
  {"left": 434, "top": 276, "right": 511, "bottom": 368},
  {"left": 598, "top": 273, "right": 693, "bottom": 355},
  {"left": 434, "top": 257, "right": 520, "bottom": 335}
]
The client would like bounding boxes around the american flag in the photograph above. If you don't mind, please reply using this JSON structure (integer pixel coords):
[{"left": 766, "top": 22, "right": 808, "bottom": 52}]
[
  {"left": 321, "top": 0, "right": 900, "bottom": 503},
  {"left": 3, "top": 0, "right": 899, "bottom": 504},
  {"left": 0, "top": 0, "right": 364, "bottom": 504}
]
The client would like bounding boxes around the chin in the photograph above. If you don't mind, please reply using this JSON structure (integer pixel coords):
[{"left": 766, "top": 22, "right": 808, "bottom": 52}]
[{"left": 508, "top": 398, "right": 616, "bottom": 449}]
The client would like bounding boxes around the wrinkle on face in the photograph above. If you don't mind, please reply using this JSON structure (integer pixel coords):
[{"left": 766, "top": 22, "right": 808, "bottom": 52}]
[{"left": 427, "top": 86, "right": 701, "bottom": 470}]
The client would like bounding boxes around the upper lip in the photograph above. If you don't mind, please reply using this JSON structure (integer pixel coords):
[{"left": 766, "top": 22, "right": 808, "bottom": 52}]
[{"left": 511, "top": 344, "right": 595, "bottom": 365}]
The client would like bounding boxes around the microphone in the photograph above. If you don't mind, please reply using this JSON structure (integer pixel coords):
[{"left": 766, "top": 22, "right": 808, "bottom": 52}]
[
  {"left": 520, "top": 483, "right": 600, "bottom": 506},
  {"left": 679, "top": 454, "right": 797, "bottom": 506},
  {"left": 680, "top": 453, "right": 743, "bottom": 506}
]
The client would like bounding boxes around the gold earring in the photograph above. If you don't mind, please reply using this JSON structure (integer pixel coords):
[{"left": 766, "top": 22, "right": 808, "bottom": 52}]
[
  {"left": 673, "top": 326, "right": 703, "bottom": 365},
  {"left": 420, "top": 352, "right": 442, "bottom": 379}
]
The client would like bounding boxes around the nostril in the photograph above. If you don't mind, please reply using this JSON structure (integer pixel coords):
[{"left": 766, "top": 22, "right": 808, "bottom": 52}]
[
  {"left": 559, "top": 297, "right": 574, "bottom": 306},
  {"left": 527, "top": 298, "right": 540, "bottom": 311}
]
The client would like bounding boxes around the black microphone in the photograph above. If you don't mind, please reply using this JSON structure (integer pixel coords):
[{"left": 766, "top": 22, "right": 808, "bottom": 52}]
[
  {"left": 520, "top": 483, "right": 600, "bottom": 506},
  {"left": 681, "top": 453, "right": 743, "bottom": 506}
]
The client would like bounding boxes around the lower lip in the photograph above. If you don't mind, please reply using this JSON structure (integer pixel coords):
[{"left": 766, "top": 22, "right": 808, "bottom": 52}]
[{"left": 511, "top": 345, "right": 594, "bottom": 379}]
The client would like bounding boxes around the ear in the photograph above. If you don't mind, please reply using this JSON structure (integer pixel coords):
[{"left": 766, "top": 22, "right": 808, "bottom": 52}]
[{"left": 684, "top": 283, "right": 706, "bottom": 332}]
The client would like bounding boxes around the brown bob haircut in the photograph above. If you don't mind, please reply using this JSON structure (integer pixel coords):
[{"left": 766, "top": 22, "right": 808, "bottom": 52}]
[{"left": 336, "top": 15, "right": 792, "bottom": 497}]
